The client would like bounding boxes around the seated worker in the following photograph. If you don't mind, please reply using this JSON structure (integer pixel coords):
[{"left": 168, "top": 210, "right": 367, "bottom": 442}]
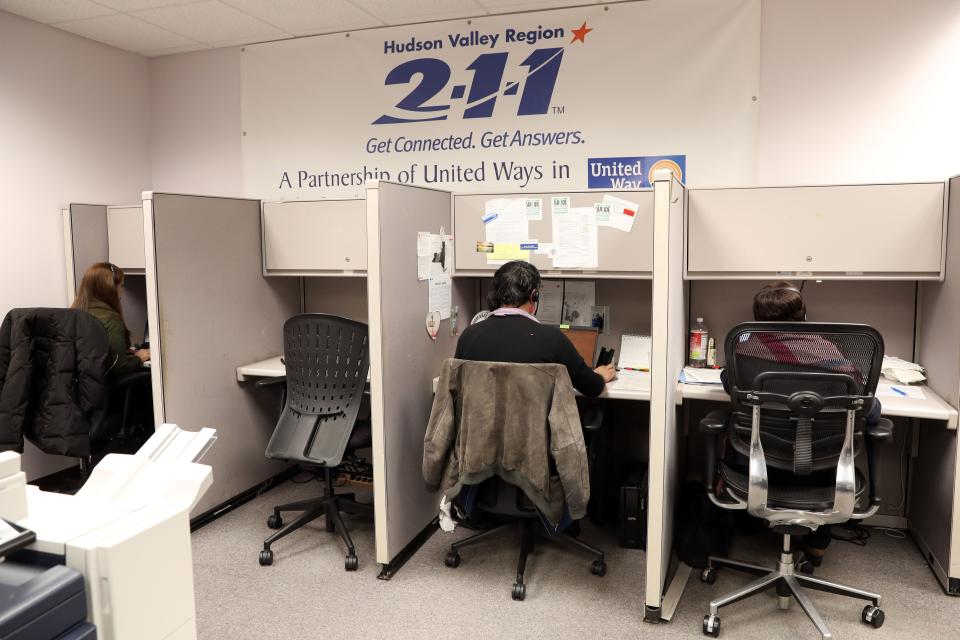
[
  {"left": 71, "top": 262, "right": 150, "bottom": 377},
  {"left": 722, "top": 281, "right": 881, "bottom": 566},
  {"left": 455, "top": 260, "right": 616, "bottom": 396}
]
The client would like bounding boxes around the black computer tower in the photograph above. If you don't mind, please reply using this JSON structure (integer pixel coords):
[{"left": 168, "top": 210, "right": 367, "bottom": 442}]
[{"left": 619, "top": 463, "right": 648, "bottom": 549}]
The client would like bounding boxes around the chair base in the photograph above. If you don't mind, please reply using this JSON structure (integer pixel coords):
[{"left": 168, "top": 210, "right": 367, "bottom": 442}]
[
  {"left": 259, "top": 468, "right": 373, "bottom": 571},
  {"left": 700, "top": 534, "right": 884, "bottom": 639},
  {"left": 444, "top": 518, "right": 606, "bottom": 600}
]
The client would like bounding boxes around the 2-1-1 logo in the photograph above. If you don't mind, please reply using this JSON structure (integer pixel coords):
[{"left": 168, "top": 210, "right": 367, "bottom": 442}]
[{"left": 373, "top": 48, "right": 564, "bottom": 124}]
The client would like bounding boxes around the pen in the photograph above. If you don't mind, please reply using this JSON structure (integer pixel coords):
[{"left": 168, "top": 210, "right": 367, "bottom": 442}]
[{"left": 891, "top": 386, "right": 908, "bottom": 397}]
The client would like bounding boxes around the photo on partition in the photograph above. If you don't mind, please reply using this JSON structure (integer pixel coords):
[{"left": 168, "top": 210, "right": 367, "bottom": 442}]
[{"left": 591, "top": 305, "right": 610, "bottom": 335}]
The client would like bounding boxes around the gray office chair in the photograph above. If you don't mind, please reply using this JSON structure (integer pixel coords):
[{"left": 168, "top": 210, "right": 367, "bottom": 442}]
[
  {"left": 259, "top": 314, "right": 372, "bottom": 571},
  {"left": 698, "top": 322, "right": 892, "bottom": 639}
]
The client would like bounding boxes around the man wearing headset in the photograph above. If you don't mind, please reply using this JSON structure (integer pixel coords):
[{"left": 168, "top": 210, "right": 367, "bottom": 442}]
[{"left": 454, "top": 260, "right": 617, "bottom": 397}]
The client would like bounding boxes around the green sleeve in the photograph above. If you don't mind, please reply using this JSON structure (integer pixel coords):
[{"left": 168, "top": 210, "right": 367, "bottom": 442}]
[{"left": 101, "top": 318, "right": 141, "bottom": 377}]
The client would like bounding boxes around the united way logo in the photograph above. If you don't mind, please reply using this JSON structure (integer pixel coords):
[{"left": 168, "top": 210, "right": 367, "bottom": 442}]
[{"left": 373, "top": 22, "right": 593, "bottom": 124}]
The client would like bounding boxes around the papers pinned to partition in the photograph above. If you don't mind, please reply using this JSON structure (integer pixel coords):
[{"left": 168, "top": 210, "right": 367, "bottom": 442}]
[
  {"left": 602, "top": 194, "right": 640, "bottom": 232},
  {"left": 535, "top": 280, "right": 563, "bottom": 325},
  {"left": 552, "top": 206, "right": 598, "bottom": 269},
  {"left": 484, "top": 199, "right": 530, "bottom": 265}
]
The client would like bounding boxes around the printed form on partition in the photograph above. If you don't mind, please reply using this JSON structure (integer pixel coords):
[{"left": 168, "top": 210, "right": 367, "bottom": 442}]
[
  {"left": 484, "top": 198, "right": 530, "bottom": 264},
  {"left": 552, "top": 206, "right": 598, "bottom": 269}
]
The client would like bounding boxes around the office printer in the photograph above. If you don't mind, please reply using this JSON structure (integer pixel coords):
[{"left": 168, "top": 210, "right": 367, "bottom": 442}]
[{"left": 0, "top": 424, "right": 217, "bottom": 640}]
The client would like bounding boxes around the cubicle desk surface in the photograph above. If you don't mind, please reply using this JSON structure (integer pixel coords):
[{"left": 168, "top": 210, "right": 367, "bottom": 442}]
[
  {"left": 236, "top": 356, "right": 285, "bottom": 381},
  {"left": 237, "top": 356, "right": 371, "bottom": 386},
  {"left": 676, "top": 378, "right": 958, "bottom": 428},
  {"left": 431, "top": 373, "right": 650, "bottom": 402}
]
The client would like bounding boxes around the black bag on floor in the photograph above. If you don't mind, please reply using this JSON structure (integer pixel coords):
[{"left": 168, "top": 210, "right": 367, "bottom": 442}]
[{"left": 674, "top": 480, "right": 734, "bottom": 568}]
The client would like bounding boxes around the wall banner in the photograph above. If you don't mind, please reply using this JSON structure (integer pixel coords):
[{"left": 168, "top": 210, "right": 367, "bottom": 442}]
[{"left": 241, "top": 0, "right": 760, "bottom": 199}]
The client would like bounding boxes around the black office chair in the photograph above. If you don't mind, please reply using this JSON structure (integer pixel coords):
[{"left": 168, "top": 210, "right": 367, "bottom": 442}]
[
  {"left": 259, "top": 314, "right": 372, "bottom": 571},
  {"left": 439, "top": 361, "right": 607, "bottom": 601},
  {"left": 445, "top": 477, "right": 606, "bottom": 600},
  {"left": 698, "top": 322, "right": 893, "bottom": 638}
]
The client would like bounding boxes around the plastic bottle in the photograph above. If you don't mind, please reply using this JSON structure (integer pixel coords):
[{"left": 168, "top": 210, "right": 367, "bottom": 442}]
[
  {"left": 689, "top": 317, "right": 709, "bottom": 368},
  {"left": 706, "top": 337, "right": 717, "bottom": 368}
]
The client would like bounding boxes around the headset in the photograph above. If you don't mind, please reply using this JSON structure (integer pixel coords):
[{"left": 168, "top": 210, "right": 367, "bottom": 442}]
[{"left": 107, "top": 262, "right": 121, "bottom": 288}]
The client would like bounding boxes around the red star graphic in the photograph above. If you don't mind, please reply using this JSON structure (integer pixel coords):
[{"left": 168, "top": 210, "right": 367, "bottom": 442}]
[{"left": 570, "top": 21, "right": 592, "bottom": 44}]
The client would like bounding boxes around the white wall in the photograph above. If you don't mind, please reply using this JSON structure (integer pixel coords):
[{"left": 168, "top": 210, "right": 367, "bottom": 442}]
[
  {"left": 147, "top": 0, "right": 960, "bottom": 190},
  {"left": 758, "top": 0, "right": 960, "bottom": 184},
  {"left": 149, "top": 47, "right": 242, "bottom": 195},
  {"left": 0, "top": 10, "right": 151, "bottom": 478}
]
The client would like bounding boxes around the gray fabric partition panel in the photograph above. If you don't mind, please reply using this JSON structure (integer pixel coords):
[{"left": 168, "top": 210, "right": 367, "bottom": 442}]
[
  {"left": 908, "top": 421, "right": 957, "bottom": 586},
  {"left": 68, "top": 204, "right": 108, "bottom": 295},
  {"left": 689, "top": 280, "right": 918, "bottom": 365},
  {"left": 303, "top": 277, "right": 368, "bottom": 321},
  {"left": 478, "top": 276, "right": 652, "bottom": 353},
  {"left": 646, "top": 177, "right": 687, "bottom": 614},
  {"left": 368, "top": 182, "right": 475, "bottom": 565},
  {"left": 454, "top": 190, "right": 654, "bottom": 276},
  {"left": 918, "top": 177, "right": 960, "bottom": 408},
  {"left": 149, "top": 193, "right": 301, "bottom": 515}
]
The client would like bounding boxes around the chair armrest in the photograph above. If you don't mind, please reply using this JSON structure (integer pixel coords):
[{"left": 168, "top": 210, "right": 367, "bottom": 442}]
[
  {"left": 866, "top": 417, "right": 893, "bottom": 443},
  {"left": 114, "top": 369, "right": 152, "bottom": 387},
  {"left": 864, "top": 417, "right": 894, "bottom": 509},
  {"left": 699, "top": 410, "right": 729, "bottom": 434},
  {"left": 255, "top": 376, "right": 287, "bottom": 388},
  {"left": 579, "top": 404, "right": 604, "bottom": 432},
  {"left": 700, "top": 410, "right": 729, "bottom": 489}
]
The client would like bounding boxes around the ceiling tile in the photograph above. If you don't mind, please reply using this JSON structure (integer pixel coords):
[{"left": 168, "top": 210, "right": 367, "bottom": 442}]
[
  {"left": 131, "top": 0, "right": 286, "bottom": 45},
  {"left": 222, "top": 0, "right": 383, "bottom": 34},
  {"left": 0, "top": 0, "right": 114, "bottom": 24},
  {"left": 349, "top": 0, "right": 487, "bottom": 24},
  {"left": 96, "top": 0, "right": 199, "bottom": 11},
  {"left": 476, "top": 0, "right": 598, "bottom": 13},
  {"left": 56, "top": 13, "right": 199, "bottom": 52},
  {"left": 207, "top": 34, "right": 294, "bottom": 48},
  {"left": 140, "top": 43, "right": 212, "bottom": 57}
]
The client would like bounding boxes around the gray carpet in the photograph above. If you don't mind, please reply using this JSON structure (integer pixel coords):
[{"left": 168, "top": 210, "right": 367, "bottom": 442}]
[{"left": 192, "top": 480, "right": 960, "bottom": 639}]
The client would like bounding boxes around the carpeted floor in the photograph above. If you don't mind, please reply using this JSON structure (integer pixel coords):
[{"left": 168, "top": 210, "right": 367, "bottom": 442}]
[{"left": 191, "top": 480, "right": 960, "bottom": 640}]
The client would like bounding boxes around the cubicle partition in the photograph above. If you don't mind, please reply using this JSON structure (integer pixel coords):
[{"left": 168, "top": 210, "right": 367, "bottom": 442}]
[
  {"left": 62, "top": 202, "right": 149, "bottom": 343},
  {"left": 454, "top": 190, "right": 654, "bottom": 278},
  {"left": 645, "top": 173, "right": 688, "bottom": 621},
  {"left": 914, "top": 175, "right": 960, "bottom": 594},
  {"left": 666, "top": 177, "right": 960, "bottom": 605},
  {"left": 366, "top": 182, "right": 476, "bottom": 570},
  {"left": 143, "top": 192, "right": 301, "bottom": 515},
  {"left": 62, "top": 203, "right": 108, "bottom": 302}
]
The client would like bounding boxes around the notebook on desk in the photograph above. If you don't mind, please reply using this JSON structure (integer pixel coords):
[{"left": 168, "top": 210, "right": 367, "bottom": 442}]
[{"left": 619, "top": 334, "right": 651, "bottom": 371}]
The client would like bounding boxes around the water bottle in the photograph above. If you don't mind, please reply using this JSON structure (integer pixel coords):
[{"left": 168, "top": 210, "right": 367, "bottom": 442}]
[{"left": 689, "top": 317, "right": 709, "bottom": 368}]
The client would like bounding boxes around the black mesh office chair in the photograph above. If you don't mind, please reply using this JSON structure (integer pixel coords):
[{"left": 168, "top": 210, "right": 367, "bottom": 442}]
[
  {"left": 258, "top": 314, "right": 372, "bottom": 571},
  {"left": 698, "top": 323, "right": 893, "bottom": 639}
]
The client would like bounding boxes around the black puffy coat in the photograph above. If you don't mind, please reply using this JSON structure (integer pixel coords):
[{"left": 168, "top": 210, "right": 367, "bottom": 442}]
[{"left": 0, "top": 308, "right": 110, "bottom": 457}]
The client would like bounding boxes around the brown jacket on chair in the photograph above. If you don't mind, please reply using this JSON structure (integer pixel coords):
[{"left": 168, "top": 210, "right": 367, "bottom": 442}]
[{"left": 422, "top": 359, "right": 590, "bottom": 525}]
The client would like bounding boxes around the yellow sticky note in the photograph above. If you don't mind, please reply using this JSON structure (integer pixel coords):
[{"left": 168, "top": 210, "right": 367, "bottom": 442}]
[{"left": 488, "top": 243, "right": 530, "bottom": 261}]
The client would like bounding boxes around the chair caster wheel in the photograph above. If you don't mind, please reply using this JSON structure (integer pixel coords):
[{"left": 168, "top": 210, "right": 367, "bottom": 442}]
[
  {"left": 345, "top": 553, "right": 359, "bottom": 571},
  {"left": 795, "top": 556, "right": 815, "bottom": 575},
  {"left": 702, "top": 614, "right": 721, "bottom": 637},
  {"left": 700, "top": 568, "right": 717, "bottom": 585},
  {"left": 511, "top": 583, "right": 526, "bottom": 601},
  {"left": 590, "top": 560, "right": 607, "bottom": 577},
  {"left": 258, "top": 549, "right": 273, "bottom": 566},
  {"left": 266, "top": 514, "right": 283, "bottom": 529},
  {"left": 445, "top": 552, "right": 461, "bottom": 568},
  {"left": 861, "top": 605, "right": 885, "bottom": 628}
]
